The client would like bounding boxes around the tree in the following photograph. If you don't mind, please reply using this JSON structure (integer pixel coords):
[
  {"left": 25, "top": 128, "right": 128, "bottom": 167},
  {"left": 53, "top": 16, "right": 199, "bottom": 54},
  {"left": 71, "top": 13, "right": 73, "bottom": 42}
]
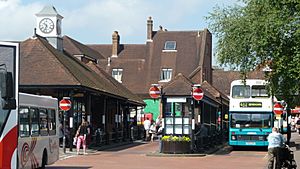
[{"left": 206, "top": 0, "right": 300, "bottom": 106}]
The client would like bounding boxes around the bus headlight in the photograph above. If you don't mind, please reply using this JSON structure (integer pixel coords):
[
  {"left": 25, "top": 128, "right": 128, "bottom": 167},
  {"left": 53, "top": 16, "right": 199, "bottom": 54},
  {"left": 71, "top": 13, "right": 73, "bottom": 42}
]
[
  {"left": 231, "top": 135, "right": 236, "bottom": 140},
  {"left": 258, "top": 136, "right": 264, "bottom": 141}
]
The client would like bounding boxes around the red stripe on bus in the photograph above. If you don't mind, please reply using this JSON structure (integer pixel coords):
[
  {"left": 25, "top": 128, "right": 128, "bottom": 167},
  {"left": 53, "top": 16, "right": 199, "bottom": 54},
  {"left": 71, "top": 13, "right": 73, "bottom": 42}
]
[{"left": 0, "top": 126, "right": 18, "bottom": 169}]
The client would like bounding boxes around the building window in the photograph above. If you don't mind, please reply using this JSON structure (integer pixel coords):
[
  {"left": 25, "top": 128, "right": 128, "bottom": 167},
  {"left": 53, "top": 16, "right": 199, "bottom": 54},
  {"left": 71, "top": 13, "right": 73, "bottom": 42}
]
[
  {"left": 112, "top": 68, "right": 123, "bottom": 83},
  {"left": 160, "top": 68, "right": 172, "bottom": 81},
  {"left": 164, "top": 41, "right": 176, "bottom": 50}
]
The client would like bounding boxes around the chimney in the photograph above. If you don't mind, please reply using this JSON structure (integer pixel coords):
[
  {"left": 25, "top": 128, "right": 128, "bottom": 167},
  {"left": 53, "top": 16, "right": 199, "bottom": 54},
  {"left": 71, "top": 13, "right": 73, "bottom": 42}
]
[
  {"left": 159, "top": 25, "right": 163, "bottom": 31},
  {"left": 112, "top": 31, "right": 120, "bottom": 57},
  {"left": 147, "top": 16, "right": 153, "bottom": 42}
]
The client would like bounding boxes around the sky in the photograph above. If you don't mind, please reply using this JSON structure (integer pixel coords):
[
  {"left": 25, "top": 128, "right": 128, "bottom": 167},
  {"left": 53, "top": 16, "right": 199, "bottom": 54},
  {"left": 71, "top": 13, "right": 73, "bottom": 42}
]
[{"left": 0, "top": 0, "right": 240, "bottom": 64}]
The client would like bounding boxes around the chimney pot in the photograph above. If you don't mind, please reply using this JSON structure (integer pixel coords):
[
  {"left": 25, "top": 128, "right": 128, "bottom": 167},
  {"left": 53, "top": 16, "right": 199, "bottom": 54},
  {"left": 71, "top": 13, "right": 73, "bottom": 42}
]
[
  {"left": 147, "top": 16, "right": 153, "bottom": 42},
  {"left": 112, "top": 31, "right": 120, "bottom": 57}
]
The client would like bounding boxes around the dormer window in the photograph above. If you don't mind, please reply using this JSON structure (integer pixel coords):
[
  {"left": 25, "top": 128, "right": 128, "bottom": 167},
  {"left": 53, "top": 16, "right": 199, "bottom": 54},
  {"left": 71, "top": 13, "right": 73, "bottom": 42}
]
[
  {"left": 112, "top": 68, "right": 123, "bottom": 83},
  {"left": 160, "top": 68, "right": 172, "bottom": 82},
  {"left": 164, "top": 41, "right": 176, "bottom": 50},
  {"left": 163, "top": 41, "right": 177, "bottom": 52}
]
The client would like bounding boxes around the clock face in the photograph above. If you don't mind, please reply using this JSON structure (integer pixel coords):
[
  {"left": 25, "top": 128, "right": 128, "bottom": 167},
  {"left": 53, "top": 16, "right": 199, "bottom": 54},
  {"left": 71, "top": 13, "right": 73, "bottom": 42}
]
[{"left": 39, "top": 18, "right": 54, "bottom": 33}]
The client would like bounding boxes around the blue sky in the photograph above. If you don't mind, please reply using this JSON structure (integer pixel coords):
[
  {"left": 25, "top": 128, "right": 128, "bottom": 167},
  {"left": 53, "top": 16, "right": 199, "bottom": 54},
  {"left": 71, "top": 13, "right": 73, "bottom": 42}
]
[{"left": 0, "top": 0, "right": 240, "bottom": 64}]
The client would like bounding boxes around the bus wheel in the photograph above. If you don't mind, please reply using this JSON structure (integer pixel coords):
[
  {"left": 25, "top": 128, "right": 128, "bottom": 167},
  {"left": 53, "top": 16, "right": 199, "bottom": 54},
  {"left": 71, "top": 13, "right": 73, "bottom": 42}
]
[{"left": 38, "top": 150, "right": 47, "bottom": 169}]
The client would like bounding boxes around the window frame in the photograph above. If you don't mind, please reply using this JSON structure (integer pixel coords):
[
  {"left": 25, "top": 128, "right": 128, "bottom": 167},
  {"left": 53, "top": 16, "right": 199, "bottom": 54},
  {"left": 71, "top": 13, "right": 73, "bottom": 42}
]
[
  {"left": 39, "top": 108, "right": 49, "bottom": 136},
  {"left": 19, "top": 106, "right": 30, "bottom": 137},
  {"left": 112, "top": 68, "right": 123, "bottom": 83},
  {"left": 30, "top": 107, "right": 40, "bottom": 136},
  {"left": 160, "top": 68, "right": 172, "bottom": 82},
  {"left": 163, "top": 41, "right": 177, "bottom": 50}
]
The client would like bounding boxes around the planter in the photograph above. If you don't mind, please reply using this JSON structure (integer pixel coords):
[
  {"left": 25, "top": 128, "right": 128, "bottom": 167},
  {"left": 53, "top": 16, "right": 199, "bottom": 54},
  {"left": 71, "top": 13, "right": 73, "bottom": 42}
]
[{"left": 162, "top": 141, "right": 191, "bottom": 154}]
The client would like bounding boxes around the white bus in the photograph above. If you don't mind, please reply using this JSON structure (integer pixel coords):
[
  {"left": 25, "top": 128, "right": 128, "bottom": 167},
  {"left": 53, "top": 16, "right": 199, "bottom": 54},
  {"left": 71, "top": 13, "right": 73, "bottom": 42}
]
[
  {"left": 0, "top": 42, "right": 59, "bottom": 169},
  {"left": 229, "top": 79, "right": 273, "bottom": 147},
  {"left": 18, "top": 93, "right": 59, "bottom": 169}
]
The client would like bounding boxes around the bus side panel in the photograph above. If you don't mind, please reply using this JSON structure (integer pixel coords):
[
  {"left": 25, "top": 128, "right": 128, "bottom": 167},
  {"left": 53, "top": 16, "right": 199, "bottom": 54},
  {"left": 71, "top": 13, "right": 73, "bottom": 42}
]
[
  {"left": 0, "top": 124, "right": 18, "bottom": 169},
  {"left": 18, "top": 136, "right": 59, "bottom": 169}
]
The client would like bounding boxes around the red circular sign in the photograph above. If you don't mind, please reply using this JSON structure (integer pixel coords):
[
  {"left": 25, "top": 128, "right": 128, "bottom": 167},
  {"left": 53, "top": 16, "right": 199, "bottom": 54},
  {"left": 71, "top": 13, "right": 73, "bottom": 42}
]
[
  {"left": 273, "top": 102, "right": 284, "bottom": 115},
  {"left": 59, "top": 99, "right": 71, "bottom": 111},
  {"left": 149, "top": 86, "right": 160, "bottom": 99},
  {"left": 192, "top": 87, "right": 204, "bottom": 100}
]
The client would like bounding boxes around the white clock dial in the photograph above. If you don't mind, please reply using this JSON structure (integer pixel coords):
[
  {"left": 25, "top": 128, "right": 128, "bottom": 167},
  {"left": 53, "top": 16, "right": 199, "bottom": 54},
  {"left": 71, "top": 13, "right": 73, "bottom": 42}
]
[{"left": 39, "top": 18, "right": 54, "bottom": 33}]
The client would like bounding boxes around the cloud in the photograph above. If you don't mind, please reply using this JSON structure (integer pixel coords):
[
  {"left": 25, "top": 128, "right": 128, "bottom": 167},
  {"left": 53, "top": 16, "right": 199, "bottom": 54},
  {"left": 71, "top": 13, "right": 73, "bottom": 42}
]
[
  {"left": 0, "top": 0, "right": 239, "bottom": 45},
  {"left": 0, "top": 0, "right": 43, "bottom": 41}
]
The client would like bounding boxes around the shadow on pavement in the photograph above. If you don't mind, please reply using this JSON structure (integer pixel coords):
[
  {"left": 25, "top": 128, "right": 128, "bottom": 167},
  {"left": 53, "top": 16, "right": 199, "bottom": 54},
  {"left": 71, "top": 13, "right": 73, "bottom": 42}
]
[
  {"left": 47, "top": 167, "right": 92, "bottom": 169},
  {"left": 100, "top": 142, "right": 146, "bottom": 151}
]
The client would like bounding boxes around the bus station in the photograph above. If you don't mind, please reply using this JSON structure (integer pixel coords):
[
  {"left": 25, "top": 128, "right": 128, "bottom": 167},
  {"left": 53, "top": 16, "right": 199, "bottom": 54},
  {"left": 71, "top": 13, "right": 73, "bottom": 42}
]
[{"left": 0, "top": 2, "right": 300, "bottom": 169}]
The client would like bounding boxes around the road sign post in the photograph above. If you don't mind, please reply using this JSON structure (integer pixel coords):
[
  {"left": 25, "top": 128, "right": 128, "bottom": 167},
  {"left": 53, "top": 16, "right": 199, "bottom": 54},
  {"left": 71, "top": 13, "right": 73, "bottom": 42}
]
[
  {"left": 60, "top": 98, "right": 71, "bottom": 153},
  {"left": 273, "top": 102, "right": 284, "bottom": 115},
  {"left": 149, "top": 85, "right": 160, "bottom": 99},
  {"left": 192, "top": 87, "right": 204, "bottom": 101}
]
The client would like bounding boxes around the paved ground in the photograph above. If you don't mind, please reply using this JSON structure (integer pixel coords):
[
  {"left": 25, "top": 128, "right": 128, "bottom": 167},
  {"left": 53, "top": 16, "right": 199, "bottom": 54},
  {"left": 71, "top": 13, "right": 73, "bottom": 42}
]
[{"left": 48, "top": 133, "right": 300, "bottom": 169}]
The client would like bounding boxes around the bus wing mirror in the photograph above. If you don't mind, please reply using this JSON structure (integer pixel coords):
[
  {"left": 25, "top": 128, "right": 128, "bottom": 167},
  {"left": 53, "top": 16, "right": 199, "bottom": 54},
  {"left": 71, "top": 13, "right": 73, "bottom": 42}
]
[
  {"left": 0, "top": 71, "right": 14, "bottom": 99},
  {"left": 0, "top": 71, "right": 16, "bottom": 109}
]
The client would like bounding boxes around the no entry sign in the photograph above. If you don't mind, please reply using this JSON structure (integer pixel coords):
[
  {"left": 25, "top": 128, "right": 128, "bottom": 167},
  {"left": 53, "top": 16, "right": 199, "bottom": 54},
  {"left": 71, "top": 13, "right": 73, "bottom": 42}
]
[
  {"left": 149, "top": 86, "right": 160, "bottom": 99},
  {"left": 273, "top": 102, "right": 284, "bottom": 115},
  {"left": 192, "top": 87, "right": 204, "bottom": 101},
  {"left": 59, "top": 98, "right": 71, "bottom": 111}
]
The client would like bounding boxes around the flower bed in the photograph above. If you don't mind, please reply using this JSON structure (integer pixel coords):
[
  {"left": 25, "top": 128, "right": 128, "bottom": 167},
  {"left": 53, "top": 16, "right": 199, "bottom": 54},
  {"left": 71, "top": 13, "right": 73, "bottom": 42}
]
[{"left": 161, "top": 135, "right": 191, "bottom": 154}]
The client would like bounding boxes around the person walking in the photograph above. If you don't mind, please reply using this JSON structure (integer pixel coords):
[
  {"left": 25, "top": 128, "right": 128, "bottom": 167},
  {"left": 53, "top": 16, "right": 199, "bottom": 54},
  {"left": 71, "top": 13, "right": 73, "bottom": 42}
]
[
  {"left": 267, "top": 127, "right": 285, "bottom": 169},
  {"left": 76, "top": 120, "right": 90, "bottom": 155},
  {"left": 143, "top": 117, "right": 151, "bottom": 141},
  {"left": 149, "top": 122, "right": 157, "bottom": 142}
]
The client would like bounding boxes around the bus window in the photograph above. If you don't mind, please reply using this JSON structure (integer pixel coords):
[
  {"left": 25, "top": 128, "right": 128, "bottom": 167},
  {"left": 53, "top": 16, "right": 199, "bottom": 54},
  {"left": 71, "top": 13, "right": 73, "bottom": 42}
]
[
  {"left": 19, "top": 107, "right": 30, "bottom": 137},
  {"left": 48, "top": 109, "right": 56, "bottom": 135},
  {"left": 232, "top": 85, "right": 250, "bottom": 98},
  {"left": 30, "top": 108, "right": 40, "bottom": 136},
  {"left": 231, "top": 112, "right": 272, "bottom": 128},
  {"left": 252, "top": 85, "right": 269, "bottom": 98},
  {"left": 39, "top": 108, "right": 48, "bottom": 136}
]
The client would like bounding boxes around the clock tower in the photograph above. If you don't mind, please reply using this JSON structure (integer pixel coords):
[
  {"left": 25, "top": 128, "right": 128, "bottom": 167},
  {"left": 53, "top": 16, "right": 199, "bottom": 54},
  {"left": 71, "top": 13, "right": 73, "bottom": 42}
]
[{"left": 36, "top": 5, "right": 63, "bottom": 51}]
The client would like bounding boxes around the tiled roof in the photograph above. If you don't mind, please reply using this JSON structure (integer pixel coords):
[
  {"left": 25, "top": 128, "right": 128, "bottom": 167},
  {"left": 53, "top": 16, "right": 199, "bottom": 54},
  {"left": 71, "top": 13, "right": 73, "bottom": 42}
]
[
  {"left": 20, "top": 36, "right": 144, "bottom": 105},
  {"left": 88, "top": 29, "right": 211, "bottom": 97},
  {"left": 86, "top": 62, "right": 145, "bottom": 105},
  {"left": 162, "top": 73, "right": 220, "bottom": 103},
  {"left": 201, "top": 81, "right": 229, "bottom": 104},
  {"left": 36, "top": 5, "right": 62, "bottom": 17},
  {"left": 162, "top": 73, "right": 194, "bottom": 96},
  {"left": 63, "top": 36, "right": 105, "bottom": 60},
  {"left": 212, "top": 69, "right": 265, "bottom": 96},
  {"left": 89, "top": 44, "right": 148, "bottom": 95}
]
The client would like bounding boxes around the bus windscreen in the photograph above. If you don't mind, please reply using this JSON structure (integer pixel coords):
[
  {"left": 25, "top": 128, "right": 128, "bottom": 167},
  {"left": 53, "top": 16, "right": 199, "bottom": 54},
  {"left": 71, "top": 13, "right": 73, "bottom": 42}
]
[{"left": 230, "top": 112, "right": 271, "bottom": 128}]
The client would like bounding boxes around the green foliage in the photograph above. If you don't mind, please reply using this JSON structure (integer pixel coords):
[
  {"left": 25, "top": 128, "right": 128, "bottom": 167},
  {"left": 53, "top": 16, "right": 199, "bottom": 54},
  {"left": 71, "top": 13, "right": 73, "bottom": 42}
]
[
  {"left": 206, "top": 0, "right": 300, "bottom": 106},
  {"left": 161, "top": 135, "right": 191, "bottom": 142}
]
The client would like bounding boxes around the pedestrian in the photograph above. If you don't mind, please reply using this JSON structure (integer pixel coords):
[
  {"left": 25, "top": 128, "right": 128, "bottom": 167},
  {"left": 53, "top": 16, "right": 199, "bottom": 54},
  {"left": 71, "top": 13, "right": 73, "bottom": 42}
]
[
  {"left": 149, "top": 122, "right": 156, "bottom": 142},
  {"left": 143, "top": 117, "right": 151, "bottom": 141},
  {"left": 59, "top": 122, "right": 64, "bottom": 147},
  {"left": 76, "top": 120, "right": 90, "bottom": 155},
  {"left": 156, "top": 125, "right": 164, "bottom": 153},
  {"left": 267, "top": 127, "right": 285, "bottom": 169},
  {"left": 296, "top": 119, "right": 300, "bottom": 135}
]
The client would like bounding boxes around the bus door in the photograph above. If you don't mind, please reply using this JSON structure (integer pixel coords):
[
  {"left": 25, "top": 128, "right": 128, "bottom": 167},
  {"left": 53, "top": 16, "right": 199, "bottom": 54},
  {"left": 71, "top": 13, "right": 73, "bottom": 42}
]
[{"left": 0, "top": 42, "right": 19, "bottom": 169}]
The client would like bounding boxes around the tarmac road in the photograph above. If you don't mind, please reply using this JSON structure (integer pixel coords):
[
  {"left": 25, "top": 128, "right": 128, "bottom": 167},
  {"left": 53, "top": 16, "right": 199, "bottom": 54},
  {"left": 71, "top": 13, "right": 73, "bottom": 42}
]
[{"left": 48, "top": 132, "right": 300, "bottom": 169}]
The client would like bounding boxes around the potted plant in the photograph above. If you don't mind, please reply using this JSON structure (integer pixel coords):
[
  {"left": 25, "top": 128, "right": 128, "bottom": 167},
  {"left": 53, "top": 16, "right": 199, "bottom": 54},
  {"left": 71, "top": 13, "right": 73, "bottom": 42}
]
[{"left": 161, "top": 135, "right": 191, "bottom": 154}]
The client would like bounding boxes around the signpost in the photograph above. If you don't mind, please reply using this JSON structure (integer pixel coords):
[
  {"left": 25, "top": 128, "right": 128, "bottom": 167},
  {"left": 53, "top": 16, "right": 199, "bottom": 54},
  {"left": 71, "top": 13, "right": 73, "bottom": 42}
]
[
  {"left": 149, "top": 85, "right": 160, "bottom": 99},
  {"left": 273, "top": 102, "right": 284, "bottom": 115},
  {"left": 60, "top": 97, "right": 71, "bottom": 153},
  {"left": 59, "top": 98, "right": 71, "bottom": 111},
  {"left": 192, "top": 87, "right": 204, "bottom": 101}
]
